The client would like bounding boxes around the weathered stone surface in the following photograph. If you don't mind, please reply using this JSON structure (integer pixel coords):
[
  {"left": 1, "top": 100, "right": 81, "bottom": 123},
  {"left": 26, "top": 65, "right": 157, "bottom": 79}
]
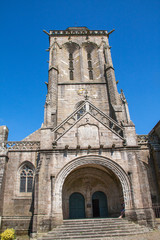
[{"left": 0, "top": 27, "right": 159, "bottom": 236}]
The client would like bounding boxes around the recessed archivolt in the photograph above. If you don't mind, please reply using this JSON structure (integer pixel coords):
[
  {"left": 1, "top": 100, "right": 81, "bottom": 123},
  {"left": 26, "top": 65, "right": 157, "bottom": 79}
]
[
  {"left": 63, "top": 42, "right": 80, "bottom": 52},
  {"left": 62, "top": 41, "right": 99, "bottom": 53},
  {"left": 53, "top": 155, "right": 132, "bottom": 214},
  {"left": 82, "top": 42, "right": 98, "bottom": 52},
  {"left": 63, "top": 167, "right": 120, "bottom": 193}
]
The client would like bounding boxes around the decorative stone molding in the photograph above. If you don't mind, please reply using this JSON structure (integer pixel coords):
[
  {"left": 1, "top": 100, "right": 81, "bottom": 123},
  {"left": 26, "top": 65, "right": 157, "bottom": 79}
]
[
  {"left": 137, "top": 134, "right": 160, "bottom": 149},
  {"left": 53, "top": 101, "right": 124, "bottom": 144},
  {"left": 50, "top": 30, "right": 108, "bottom": 36},
  {"left": 5, "top": 141, "right": 40, "bottom": 151},
  {"left": 137, "top": 135, "right": 148, "bottom": 145},
  {"left": 52, "top": 155, "right": 133, "bottom": 221}
]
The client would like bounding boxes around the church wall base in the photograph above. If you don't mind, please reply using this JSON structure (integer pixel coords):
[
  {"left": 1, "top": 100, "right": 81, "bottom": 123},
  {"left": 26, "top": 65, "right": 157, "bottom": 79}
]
[
  {"left": 30, "top": 214, "right": 63, "bottom": 236},
  {"left": 50, "top": 214, "right": 63, "bottom": 229},
  {"left": 1, "top": 217, "right": 32, "bottom": 235},
  {"left": 36, "top": 216, "right": 51, "bottom": 233},
  {"left": 125, "top": 208, "right": 155, "bottom": 228},
  {"left": 136, "top": 208, "right": 155, "bottom": 228}
]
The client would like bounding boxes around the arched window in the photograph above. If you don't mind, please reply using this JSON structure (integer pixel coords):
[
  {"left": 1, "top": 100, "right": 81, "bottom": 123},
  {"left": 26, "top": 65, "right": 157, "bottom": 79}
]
[
  {"left": 69, "top": 53, "right": 73, "bottom": 60},
  {"left": 69, "top": 53, "right": 74, "bottom": 80},
  {"left": 89, "top": 70, "right": 93, "bottom": 80},
  {"left": 69, "top": 61, "right": 73, "bottom": 68},
  {"left": 87, "top": 53, "right": 91, "bottom": 60},
  {"left": 70, "top": 70, "right": 74, "bottom": 80},
  {"left": 20, "top": 165, "right": 34, "bottom": 192},
  {"left": 88, "top": 61, "right": 92, "bottom": 68},
  {"left": 87, "top": 52, "right": 93, "bottom": 80}
]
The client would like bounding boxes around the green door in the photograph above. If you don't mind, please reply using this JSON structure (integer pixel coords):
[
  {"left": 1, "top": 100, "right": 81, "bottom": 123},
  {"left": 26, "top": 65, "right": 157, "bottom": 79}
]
[
  {"left": 69, "top": 192, "right": 85, "bottom": 219},
  {"left": 92, "top": 191, "right": 108, "bottom": 218}
]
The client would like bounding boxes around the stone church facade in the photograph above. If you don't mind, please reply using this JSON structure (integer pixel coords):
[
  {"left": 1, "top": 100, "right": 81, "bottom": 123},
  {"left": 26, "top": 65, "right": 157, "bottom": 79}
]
[{"left": 0, "top": 27, "right": 159, "bottom": 236}]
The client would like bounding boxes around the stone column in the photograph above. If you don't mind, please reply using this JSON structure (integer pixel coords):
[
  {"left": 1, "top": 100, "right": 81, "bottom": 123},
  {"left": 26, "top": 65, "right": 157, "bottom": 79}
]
[
  {"left": 50, "top": 175, "right": 57, "bottom": 229},
  {"left": 103, "top": 42, "right": 119, "bottom": 103},
  {"left": 44, "top": 42, "right": 59, "bottom": 128},
  {"left": 31, "top": 171, "right": 39, "bottom": 237},
  {"left": 103, "top": 41, "right": 123, "bottom": 122},
  {"left": 51, "top": 177, "right": 63, "bottom": 227},
  {"left": 52, "top": 203, "right": 63, "bottom": 228}
]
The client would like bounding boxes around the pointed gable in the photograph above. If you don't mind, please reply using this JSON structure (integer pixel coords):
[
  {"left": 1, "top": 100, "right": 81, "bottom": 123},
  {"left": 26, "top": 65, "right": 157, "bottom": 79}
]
[{"left": 52, "top": 101, "right": 125, "bottom": 148}]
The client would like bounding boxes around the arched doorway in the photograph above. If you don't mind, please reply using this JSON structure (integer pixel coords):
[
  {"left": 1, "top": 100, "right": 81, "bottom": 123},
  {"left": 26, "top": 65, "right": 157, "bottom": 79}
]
[
  {"left": 53, "top": 155, "right": 132, "bottom": 224},
  {"left": 69, "top": 192, "right": 85, "bottom": 219},
  {"left": 62, "top": 166, "right": 123, "bottom": 219},
  {"left": 92, "top": 191, "right": 108, "bottom": 218}
]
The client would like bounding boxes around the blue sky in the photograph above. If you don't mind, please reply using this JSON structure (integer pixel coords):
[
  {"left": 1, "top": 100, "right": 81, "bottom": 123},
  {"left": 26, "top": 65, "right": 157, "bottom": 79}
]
[{"left": 0, "top": 0, "right": 160, "bottom": 141}]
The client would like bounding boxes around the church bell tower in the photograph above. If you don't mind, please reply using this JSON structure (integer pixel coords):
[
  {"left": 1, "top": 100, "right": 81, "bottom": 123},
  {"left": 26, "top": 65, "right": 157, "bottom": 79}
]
[{"left": 43, "top": 27, "right": 132, "bottom": 130}]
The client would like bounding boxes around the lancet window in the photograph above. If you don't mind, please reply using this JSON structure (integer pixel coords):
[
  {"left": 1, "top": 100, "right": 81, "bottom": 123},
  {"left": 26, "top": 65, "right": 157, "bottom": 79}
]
[
  {"left": 69, "top": 53, "right": 74, "bottom": 80},
  {"left": 87, "top": 52, "right": 93, "bottom": 80},
  {"left": 20, "top": 165, "right": 34, "bottom": 192}
]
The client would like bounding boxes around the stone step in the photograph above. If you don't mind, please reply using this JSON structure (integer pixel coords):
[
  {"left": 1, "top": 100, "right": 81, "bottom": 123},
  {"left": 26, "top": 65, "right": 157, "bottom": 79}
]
[
  {"left": 63, "top": 221, "right": 126, "bottom": 225},
  {"left": 63, "top": 218, "right": 123, "bottom": 223},
  {"left": 61, "top": 222, "right": 144, "bottom": 228},
  {"left": 40, "top": 232, "right": 149, "bottom": 240},
  {"left": 62, "top": 221, "right": 131, "bottom": 227},
  {"left": 38, "top": 218, "right": 150, "bottom": 240},
  {"left": 47, "top": 229, "right": 148, "bottom": 236},
  {"left": 60, "top": 221, "right": 140, "bottom": 226},
  {"left": 49, "top": 225, "right": 148, "bottom": 233},
  {"left": 58, "top": 219, "right": 148, "bottom": 230}
]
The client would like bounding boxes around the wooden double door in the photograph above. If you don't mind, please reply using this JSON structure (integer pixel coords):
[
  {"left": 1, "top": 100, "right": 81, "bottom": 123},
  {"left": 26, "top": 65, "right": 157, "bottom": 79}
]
[{"left": 69, "top": 191, "right": 108, "bottom": 219}]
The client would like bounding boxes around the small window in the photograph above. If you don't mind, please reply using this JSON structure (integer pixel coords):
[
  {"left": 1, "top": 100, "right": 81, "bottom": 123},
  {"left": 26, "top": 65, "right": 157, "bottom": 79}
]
[
  {"left": 70, "top": 70, "right": 74, "bottom": 80},
  {"left": 88, "top": 61, "right": 92, "bottom": 68},
  {"left": 69, "top": 53, "right": 73, "bottom": 60},
  {"left": 89, "top": 70, "right": 93, "bottom": 80},
  {"left": 69, "top": 61, "right": 73, "bottom": 69},
  {"left": 69, "top": 53, "right": 74, "bottom": 80},
  {"left": 20, "top": 165, "right": 33, "bottom": 192},
  {"left": 87, "top": 53, "right": 91, "bottom": 60},
  {"left": 87, "top": 52, "right": 93, "bottom": 80}
]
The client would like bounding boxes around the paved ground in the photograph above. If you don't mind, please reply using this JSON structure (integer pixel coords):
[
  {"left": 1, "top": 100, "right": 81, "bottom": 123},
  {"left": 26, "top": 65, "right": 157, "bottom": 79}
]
[{"left": 16, "top": 229, "right": 160, "bottom": 240}]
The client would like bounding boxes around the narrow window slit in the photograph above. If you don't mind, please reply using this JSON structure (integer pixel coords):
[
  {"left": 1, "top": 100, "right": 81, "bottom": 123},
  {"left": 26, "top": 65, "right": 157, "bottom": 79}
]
[
  {"left": 87, "top": 52, "right": 93, "bottom": 80},
  {"left": 69, "top": 53, "right": 74, "bottom": 80}
]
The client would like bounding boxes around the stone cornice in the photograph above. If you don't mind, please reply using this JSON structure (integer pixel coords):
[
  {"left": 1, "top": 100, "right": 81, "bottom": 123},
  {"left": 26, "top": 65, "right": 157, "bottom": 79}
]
[
  {"left": 58, "top": 82, "right": 106, "bottom": 85},
  {"left": 38, "top": 145, "right": 141, "bottom": 153},
  {"left": 4, "top": 141, "right": 40, "bottom": 151},
  {"left": 49, "top": 30, "right": 108, "bottom": 36}
]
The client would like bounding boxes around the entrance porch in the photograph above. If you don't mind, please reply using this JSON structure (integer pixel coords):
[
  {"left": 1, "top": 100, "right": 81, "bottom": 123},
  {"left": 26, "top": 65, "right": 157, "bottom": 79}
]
[{"left": 62, "top": 165, "right": 123, "bottom": 219}]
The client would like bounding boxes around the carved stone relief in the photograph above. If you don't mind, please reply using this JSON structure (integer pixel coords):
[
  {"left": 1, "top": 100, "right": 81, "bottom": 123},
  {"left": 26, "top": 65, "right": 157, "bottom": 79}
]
[{"left": 78, "top": 124, "right": 99, "bottom": 148}]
